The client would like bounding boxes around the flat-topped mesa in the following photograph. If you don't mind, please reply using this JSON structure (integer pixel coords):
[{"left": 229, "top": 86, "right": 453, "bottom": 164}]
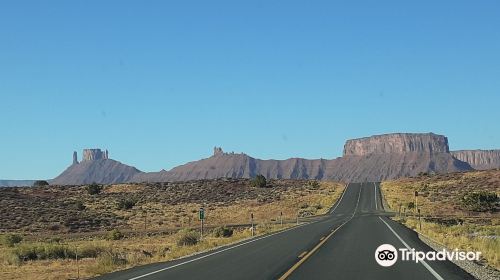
[
  {"left": 82, "top": 149, "right": 109, "bottom": 161},
  {"left": 451, "top": 150, "right": 500, "bottom": 170},
  {"left": 343, "top": 133, "right": 449, "bottom": 156}
]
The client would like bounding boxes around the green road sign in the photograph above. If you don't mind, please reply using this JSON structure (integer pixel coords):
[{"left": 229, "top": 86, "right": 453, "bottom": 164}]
[{"left": 199, "top": 208, "right": 205, "bottom": 220}]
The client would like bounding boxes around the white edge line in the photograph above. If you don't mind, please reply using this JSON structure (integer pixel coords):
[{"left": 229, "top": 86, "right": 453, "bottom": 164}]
[
  {"left": 129, "top": 185, "right": 352, "bottom": 280},
  {"left": 128, "top": 223, "right": 309, "bottom": 280},
  {"left": 330, "top": 183, "right": 349, "bottom": 214},
  {"left": 378, "top": 217, "right": 444, "bottom": 280},
  {"left": 354, "top": 185, "right": 361, "bottom": 215}
]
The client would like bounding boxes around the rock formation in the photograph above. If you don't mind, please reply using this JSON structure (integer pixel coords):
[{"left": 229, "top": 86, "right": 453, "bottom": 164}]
[
  {"left": 50, "top": 149, "right": 142, "bottom": 185},
  {"left": 40, "top": 133, "right": 486, "bottom": 185},
  {"left": 213, "top": 147, "right": 224, "bottom": 156},
  {"left": 82, "top": 149, "right": 109, "bottom": 161},
  {"left": 451, "top": 150, "right": 500, "bottom": 170},
  {"left": 343, "top": 133, "right": 449, "bottom": 156},
  {"left": 73, "top": 151, "right": 79, "bottom": 165},
  {"left": 131, "top": 133, "right": 473, "bottom": 183}
]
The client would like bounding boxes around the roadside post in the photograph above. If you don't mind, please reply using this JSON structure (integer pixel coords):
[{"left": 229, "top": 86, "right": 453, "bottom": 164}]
[
  {"left": 251, "top": 213, "right": 254, "bottom": 236},
  {"left": 199, "top": 207, "right": 205, "bottom": 239},
  {"left": 296, "top": 210, "right": 299, "bottom": 225},
  {"left": 398, "top": 203, "right": 402, "bottom": 218},
  {"left": 418, "top": 208, "right": 422, "bottom": 230},
  {"left": 280, "top": 211, "right": 283, "bottom": 226},
  {"left": 414, "top": 191, "right": 418, "bottom": 214},
  {"left": 76, "top": 245, "right": 79, "bottom": 279}
]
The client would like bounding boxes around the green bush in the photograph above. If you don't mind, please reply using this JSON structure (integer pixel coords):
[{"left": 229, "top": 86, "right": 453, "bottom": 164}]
[
  {"left": 0, "top": 234, "right": 23, "bottom": 247},
  {"left": 86, "top": 183, "right": 103, "bottom": 195},
  {"left": 407, "top": 202, "right": 415, "bottom": 210},
  {"left": 307, "top": 180, "right": 320, "bottom": 189},
  {"left": 75, "top": 200, "right": 86, "bottom": 210},
  {"left": 106, "top": 229, "right": 124, "bottom": 240},
  {"left": 33, "top": 180, "right": 49, "bottom": 187},
  {"left": 8, "top": 242, "right": 105, "bottom": 262},
  {"left": 213, "top": 226, "right": 233, "bottom": 238},
  {"left": 461, "top": 191, "right": 498, "bottom": 212},
  {"left": 251, "top": 175, "right": 267, "bottom": 188},
  {"left": 116, "top": 198, "right": 137, "bottom": 210},
  {"left": 177, "top": 230, "right": 199, "bottom": 246}
]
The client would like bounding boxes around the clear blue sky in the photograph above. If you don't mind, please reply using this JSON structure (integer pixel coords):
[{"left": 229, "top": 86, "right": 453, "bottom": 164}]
[{"left": 1, "top": 1, "right": 499, "bottom": 179}]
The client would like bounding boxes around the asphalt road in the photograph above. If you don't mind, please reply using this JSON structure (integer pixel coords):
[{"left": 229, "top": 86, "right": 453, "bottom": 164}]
[{"left": 96, "top": 183, "right": 474, "bottom": 280}]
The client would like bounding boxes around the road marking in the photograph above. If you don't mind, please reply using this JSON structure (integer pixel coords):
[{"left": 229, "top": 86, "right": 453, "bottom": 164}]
[
  {"left": 126, "top": 185, "right": 354, "bottom": 280},
  {"left": 378, "top": 217, "right": 444, "bottom": 280},
  {"left": 298, "top": 251, "right": 308, "bottom": 258},
  {"left": 374, "top": 182, "right": 378, "bottom": 210},
  {"left": 329, "top": 184, "right": 349, "bottom": 214},
  {"left": 354, "top": 184, "right": 361, "bottom": 214},
  {"left": 126, "top": 223, "right": 309, "bottom": 280},
  {"left": 320, "top": 236, "right": 325, "bottom": 241},
  {"left": 279, "top": 185, "right": 362, "bottom": 280}
]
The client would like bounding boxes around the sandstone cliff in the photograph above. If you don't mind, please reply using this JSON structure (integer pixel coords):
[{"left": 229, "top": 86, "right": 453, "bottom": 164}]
[
  {"left": 131, "top": 133, "right": 473, "bottom": 183},
  {"left": 451, "top": 150, "right": 500, "bottom": 170},
  {"left": 82, "top": 149, "right": 109, "bottom": 161},
  {"left": 343, "top": 133, "right": 449, "bottom": 156}
]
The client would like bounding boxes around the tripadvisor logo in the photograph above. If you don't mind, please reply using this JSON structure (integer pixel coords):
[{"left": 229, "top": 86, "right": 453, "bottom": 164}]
[
  {"left": 375, "top": 244, "right": 481, "bottom": 267},
  {"left": 375, "top": 244, "right": 398, "bottom": 267}
]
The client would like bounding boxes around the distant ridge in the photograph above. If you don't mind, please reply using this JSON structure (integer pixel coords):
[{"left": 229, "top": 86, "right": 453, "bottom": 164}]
[
  {"left": 131, "top": 133, "right": 474, "bottom": 183},
  {"left": 0, "top": 180, "right": 36, "bottom": 187},
  {"left": 9, "top": 133, "right": 500, "bottom": 186}
]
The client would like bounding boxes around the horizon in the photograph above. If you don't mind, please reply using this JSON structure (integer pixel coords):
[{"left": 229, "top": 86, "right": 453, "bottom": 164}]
[
  {"left": 3, "top": 130, "right": 499, "bottom": 180},
  {"left": 1, "top": 1, "right": 499, "bottom": 179}
]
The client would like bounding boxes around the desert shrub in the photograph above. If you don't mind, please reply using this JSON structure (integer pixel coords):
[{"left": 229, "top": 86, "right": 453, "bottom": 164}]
[
  {"left": 78, "top": 243, "right": 105, "bottom": 258},
  {"left": 251, "top": 175, "right": 267, "bottom": 188},
  {"left": 461, "top": 191, "right": 498, "bottom": 212},
  {"left": 0, "top": 234, "right": 23, "bottom": 247},
  {"left": 93, "top": 251, "right": 127, "bottom": 274},
  {"left": 86, "top": 183, "right": 103, "bottom": 195},
  {"left": 116, "top": 198, "right": 137, "bottom": 210},
  {"left": 177, "top": 230, "right": 199, "bottom": 246},
  {"left": 75, "top": 200, "right": 86, "bottom": 210},
  {"left": 33, "top": 180, "right": 49, "bottom": 187},
  {"left": 407, "top": 202, "right": 415, "bottom": 210},
  {"left": 213, "top": 226, "right": 233, "bottom": 238},
  {"left": 307, "top": 180, "right": 320, "bottom": 189},
  {"left": 106, "top": 229, "right": 124, "bottom": 240}
]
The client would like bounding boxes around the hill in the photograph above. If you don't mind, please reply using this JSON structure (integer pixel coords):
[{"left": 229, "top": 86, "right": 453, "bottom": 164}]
[{"left": 50, "top": 149, "right": 142, "bottom": 185}]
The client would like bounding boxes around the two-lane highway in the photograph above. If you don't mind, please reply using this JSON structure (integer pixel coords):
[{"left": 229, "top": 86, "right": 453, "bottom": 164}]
[{"left": 96, "top": 183, "right": 474, "bottom": 280}]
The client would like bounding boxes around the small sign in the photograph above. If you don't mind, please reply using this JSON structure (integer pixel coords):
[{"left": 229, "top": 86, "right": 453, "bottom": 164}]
[
  {"left": 199, "top": 207, "right": 205, "bottom": 220},
  {"left": 415, "top": 191, "right": 418, "bottom": 197}
]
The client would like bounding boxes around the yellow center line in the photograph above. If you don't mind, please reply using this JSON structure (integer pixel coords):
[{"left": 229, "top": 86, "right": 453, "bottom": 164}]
[
  {"left": 298, "top": 251, "right": 308, "bottom": 258},
  {"left": 277, "top": 220, "right": 348, "bottom": 280},
  {"left": 278, "top": 185, "right": 361, "bottom": 280}
]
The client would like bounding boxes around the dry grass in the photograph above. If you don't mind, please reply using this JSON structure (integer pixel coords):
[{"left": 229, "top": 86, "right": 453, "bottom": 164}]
[
  {"left": 381, "top": 170, "right": 499, "bottom": 270},
  {"left": 0, "top": 180, "right": 344, "bottom": 279}
]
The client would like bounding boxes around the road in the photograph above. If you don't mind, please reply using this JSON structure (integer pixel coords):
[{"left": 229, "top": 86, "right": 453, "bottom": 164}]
[{"left": 96, "top": 183, "right": 474, "bottom": 280}]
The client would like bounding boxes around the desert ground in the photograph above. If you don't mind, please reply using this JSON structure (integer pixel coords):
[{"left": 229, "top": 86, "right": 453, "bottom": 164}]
[{"left": 0, "top": 179, "right": 344, "bottom": 280}]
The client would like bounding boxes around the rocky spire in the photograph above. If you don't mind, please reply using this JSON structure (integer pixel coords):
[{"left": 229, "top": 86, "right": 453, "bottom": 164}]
[
  {"left": 213, "top": 147, "right": 224, "bottom": 156},
  {"left": 72, "top": 151, "right": 79, "bottom": 165}
]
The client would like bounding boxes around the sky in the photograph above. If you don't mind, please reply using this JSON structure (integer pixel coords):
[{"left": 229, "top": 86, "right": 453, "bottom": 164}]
[{"left": 1, "top": 0, "right": 499, "bottom": 179}]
